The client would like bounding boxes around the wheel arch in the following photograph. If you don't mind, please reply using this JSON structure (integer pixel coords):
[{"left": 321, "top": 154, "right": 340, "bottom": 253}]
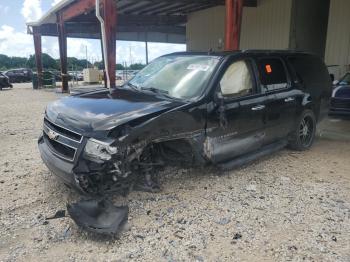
[{"left": 300, "top": 94, "right": 321, "bottom": 122}]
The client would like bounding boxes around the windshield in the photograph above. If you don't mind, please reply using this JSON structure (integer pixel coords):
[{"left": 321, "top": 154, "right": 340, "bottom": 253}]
[
  {"left": 339, "top": 73, "right": 350, "bottom": 85},
  {"left": 128, "top": 55, "right": 220, "bottom": 100}
]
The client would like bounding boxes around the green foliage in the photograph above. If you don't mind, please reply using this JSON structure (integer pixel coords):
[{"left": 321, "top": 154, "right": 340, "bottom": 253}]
[
  {"left": 0, "top": 54, "right": 28, "bottom": 70},
  {"left": 0, "top": 53, "right": 92, "bottom": 71},
  {"left": 0, "top": 53, "right": 146, "bottom": 72},
  {"left": 93, "top": 61, "right": 104, "bottom": 70},
  {"left": 27, "top": 53, "right": 60, "bottom": 71},
  {"left": 66, "top": 57, "right": 92, "bottom": 71},
  {"left": 116, "top": 63, "right": 125, "bottom": 70},
  {"left": 129, "top": 63, "right": 145, "bottom": 70}
]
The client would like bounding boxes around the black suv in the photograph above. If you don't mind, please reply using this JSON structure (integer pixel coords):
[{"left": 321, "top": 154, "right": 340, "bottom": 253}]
[
  {"left": 4, "top": 68, "right": 33, "bottom": 83},
  {"left": 38, "top": 51, "right": 331, "bottom": 194},
  {"left": 0, "top": 72, "right": 12, "bottom": 90}
]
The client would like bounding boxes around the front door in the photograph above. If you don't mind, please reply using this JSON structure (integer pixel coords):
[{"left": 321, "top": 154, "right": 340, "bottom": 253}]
[{"left": 205, "top": 59, "right": 267, "bottom": 164}]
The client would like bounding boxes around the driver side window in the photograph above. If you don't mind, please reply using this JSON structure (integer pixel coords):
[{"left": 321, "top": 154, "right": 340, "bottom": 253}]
[{"left": 220, "top": 60, "right": 253, "bottom": 97}]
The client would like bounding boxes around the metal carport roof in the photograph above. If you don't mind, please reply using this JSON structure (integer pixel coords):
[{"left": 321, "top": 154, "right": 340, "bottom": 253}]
[{"left": 27, "top": 0, "right": 256, "bottom": 44}]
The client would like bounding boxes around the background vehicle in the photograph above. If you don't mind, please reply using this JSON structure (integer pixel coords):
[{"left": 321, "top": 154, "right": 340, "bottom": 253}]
[
  {"left": 68, "top": 71, "right": 83, "bottom": 81},
  {"left": 115, "top": 72, "right": 122, "bottom": 80},
  {"left": 330, "top": 72, "right": 350, "bottom": 116},
  {"left": 38, "top": 51, "right": 331, "bottom": 194},
  {"left": 76, "top": 72, "right": 84, "bottom": 81},
  {"left": 333, "top": 72, "right": 350, "bottom": 86},
  {"left": 4, "top": 68, "right": 33, "bottom": 83},
  {"left": 0, "top": 72, "right": 13, "bottom": 90}
]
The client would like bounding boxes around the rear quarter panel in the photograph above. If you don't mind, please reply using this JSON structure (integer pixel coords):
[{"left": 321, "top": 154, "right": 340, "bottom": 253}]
[{"left": 286, "top": 54, "right": 332, "bottom": 120}]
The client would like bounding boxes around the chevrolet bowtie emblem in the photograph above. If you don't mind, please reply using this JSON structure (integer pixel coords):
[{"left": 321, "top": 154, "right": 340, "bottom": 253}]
[{"left": 47, "top": 129, "right": 59, "bottom": 140}]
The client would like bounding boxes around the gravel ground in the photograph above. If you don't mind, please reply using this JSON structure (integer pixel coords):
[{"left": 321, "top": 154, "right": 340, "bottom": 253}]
[{"left": 0, "top": 85, "right": 350, "bottom": 262}]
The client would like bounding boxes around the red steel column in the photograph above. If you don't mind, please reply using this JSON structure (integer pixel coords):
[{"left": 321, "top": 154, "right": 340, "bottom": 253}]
[
  {"left": 102, "top": 0, "right": 117, "bottom": 88},
  {"left": 225, "top": 0, "right": 243, "bottom": 51},
  {"left": 33, "top": 27, "right": 43, "bottom": 88},
  {"left": 57, "top": 13, "right": 69, "bottom": 93}
]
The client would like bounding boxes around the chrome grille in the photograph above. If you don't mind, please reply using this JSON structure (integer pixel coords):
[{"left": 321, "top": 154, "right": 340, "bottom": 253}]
[
  {"left": 43, "top": 118, "right": 83, "bottom": 162},
  {"left": 44, "top": 118, "right": 82, "bottom": 142}
]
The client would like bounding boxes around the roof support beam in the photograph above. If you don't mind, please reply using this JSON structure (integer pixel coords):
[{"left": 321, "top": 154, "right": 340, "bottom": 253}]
[
  {"left": 33, "top": 27, "right": 43, "bottom": 88},
  {"left": 31, "top": 23, "right": 186, "bottom": 39},
  {"left": 138, "top": 2, "right": 170, "bottom": 15},
  {"left": 61, "top": 0, "right": 96, "bottom": 22},
  {"left": 225, "top": 0, "right": 243, "bottom": 50},
  {"left": 101, "top": 0, "right": 117, "bottom": 89},
  {"left": 57, "top": 13, "right": 69, "bottom": 93}
]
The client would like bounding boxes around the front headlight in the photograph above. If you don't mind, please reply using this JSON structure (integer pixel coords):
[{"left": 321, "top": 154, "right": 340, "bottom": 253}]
[{"left": 84, "top": 138, "right": 117, "bottom": 163}]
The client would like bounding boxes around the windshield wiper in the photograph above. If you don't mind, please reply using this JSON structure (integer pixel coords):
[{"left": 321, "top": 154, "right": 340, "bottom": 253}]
[
  {"left": 140, "top": 86, "right": 169, "bottom": 95},
  {"left": 140, "top": 87, "right": 175, "bottom": 99},
  {"left": 125, "top": 82, "right": 140, "bottom": 91}
]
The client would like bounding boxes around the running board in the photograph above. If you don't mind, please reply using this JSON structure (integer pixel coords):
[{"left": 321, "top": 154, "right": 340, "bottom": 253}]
[{"left": 218, "top": 140, "right": 288, "bottom": 171}]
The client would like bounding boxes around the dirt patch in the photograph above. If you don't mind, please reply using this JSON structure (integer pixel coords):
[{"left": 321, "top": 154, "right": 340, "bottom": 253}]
[{"left": 1, "top": 85, "right": 350, "bottom": 261}]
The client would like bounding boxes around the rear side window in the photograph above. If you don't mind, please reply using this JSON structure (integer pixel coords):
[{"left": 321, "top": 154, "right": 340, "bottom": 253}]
[
  {"left": 257, "top": 58, "right": 288, "bottom": 91},
  {"left": 288, "top": 55, "right": 331, "bottom": 87}
]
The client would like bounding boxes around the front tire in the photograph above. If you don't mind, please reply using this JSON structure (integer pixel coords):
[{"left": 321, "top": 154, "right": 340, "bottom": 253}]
[{"left": 288, "top": 109, "right": 316, "bottom": 151}]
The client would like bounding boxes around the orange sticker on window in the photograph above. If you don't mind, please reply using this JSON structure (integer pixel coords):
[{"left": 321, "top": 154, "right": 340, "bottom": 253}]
[{"left": 265, "top": 64, "right": 272, "bottom": 74}]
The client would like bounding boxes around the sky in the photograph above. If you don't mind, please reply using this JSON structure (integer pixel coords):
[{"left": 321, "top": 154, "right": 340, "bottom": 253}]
[{"left": 0, "top": 0, "right": 186, "bottom": 64}]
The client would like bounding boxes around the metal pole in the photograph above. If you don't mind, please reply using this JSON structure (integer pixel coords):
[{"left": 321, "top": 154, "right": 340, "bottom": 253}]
[
  {"left": 225, "top": 0, "right": 243, "bottom": 51},
  {"left": 33, "top": 27, "right": 43, "bottom": 88},
  {"left": 57, "top": 13, "right": 69, "bottom": 92},
  {"left": 96, "top": 0, "right": 117, "bottom": 89}
]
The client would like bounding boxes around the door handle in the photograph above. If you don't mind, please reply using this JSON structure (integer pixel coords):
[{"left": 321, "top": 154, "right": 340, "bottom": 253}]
[
  {"left": 251, "top": 105, "right": 266, "bottom": 111},
  {"left": 284, "top": 97, "right": 295, "bottom": 102}
]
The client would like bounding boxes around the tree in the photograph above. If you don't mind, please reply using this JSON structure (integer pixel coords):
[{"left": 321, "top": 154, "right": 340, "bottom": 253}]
[
  {"left": 0, "top": 54, "right": 10, "bottom": 70},
  {"left": 27, "top": 53, "right": 59, "bottom": 71},
  {"left": 94, "top": 61, "right": 104, "bottom": 70},
  {"left": 0, "top": 53, "right": 97, "bottom": 72},
  {"left": 116, "top": 63, "right": 125, "bottom": 70},
  {"left": 0, "top": 54, "right": 28, "bottom": 70},
  {"left": 129, "top": 63, "right": 145, "bottom": 70}
]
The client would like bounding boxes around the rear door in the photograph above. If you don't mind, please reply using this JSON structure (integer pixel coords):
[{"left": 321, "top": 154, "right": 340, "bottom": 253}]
[
  {"left": 205, "top": 58, "right": 267, "bottom": 163},
  {"left": 255, "top": 57, "right": 299, "bottom": 141}
]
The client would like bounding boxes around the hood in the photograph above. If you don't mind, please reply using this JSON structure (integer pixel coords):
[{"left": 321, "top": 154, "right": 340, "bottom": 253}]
[
  {"left": 46, "top": 88, "right": 183, "bottom": 134},
  {"left": 332, "top": 85, "right": 350, "bottom": 99}
]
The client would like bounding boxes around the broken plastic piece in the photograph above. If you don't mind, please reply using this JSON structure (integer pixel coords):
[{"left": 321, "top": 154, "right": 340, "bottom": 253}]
[{"left": 67, "top": 199, "right": 128, "bottom": 236}]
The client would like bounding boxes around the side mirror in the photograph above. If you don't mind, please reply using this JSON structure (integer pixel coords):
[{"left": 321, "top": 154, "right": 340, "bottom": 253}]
[
  {"left": 213, "top": 83, "right": 224, "bottom": 104},
  {"left": 213, "top": 90, "right": 228, "bottom": 129}
]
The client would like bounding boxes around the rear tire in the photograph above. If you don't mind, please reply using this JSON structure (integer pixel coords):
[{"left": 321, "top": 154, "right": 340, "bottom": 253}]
[{"left": 288, "top": 109, "right": 316, "bottom": 151}]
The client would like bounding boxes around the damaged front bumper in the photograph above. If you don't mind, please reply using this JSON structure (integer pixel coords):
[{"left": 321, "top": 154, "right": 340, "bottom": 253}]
[
  {"left": 38, "top": 135, "right": 85, "bottom": 193},
  {"left": 38, "top": 133, "right": 138, "bottom": 195}
]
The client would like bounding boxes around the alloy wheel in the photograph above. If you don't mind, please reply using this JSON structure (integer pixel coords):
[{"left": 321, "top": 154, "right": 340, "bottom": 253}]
[{"left": 299, "top": 115, "right": 314, "bottom": 147}]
